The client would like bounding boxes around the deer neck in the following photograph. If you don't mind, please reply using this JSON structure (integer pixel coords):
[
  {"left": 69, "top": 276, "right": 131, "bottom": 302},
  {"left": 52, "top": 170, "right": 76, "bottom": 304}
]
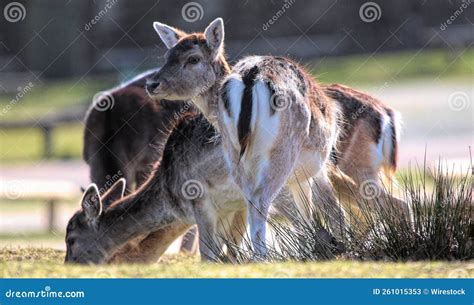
[
  {"left": 193, "top": 55, "right": 230, "bottom": 129},
  {"left": 96, "top": 176, "right": 180, "bottom": 257}
]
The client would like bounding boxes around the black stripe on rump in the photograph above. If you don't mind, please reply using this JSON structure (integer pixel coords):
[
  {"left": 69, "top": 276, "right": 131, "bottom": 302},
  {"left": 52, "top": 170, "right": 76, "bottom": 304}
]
[
  {"left": 386, "top": 109, "right": 398, "bottom": 170},
  {"left": 220, "top": 79, "right": 232, "bottom": 117},
  {"left": 237, "top": 66, "right": 259, "bottom": 159}
]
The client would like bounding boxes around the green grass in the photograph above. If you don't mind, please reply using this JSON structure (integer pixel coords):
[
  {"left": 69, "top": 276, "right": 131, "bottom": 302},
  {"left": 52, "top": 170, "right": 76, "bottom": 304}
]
[
  {"left": 1, "top": 247, "right": 472, "bottom": 278},
  {"left": 310, "top": 48, "right": 474, "bottom": 86},
  {"left": 0, "top": 78, "right": 111, "bottom": 120},
  {"left": 0, "top": 123, "right": 84, "bottom": 162}
]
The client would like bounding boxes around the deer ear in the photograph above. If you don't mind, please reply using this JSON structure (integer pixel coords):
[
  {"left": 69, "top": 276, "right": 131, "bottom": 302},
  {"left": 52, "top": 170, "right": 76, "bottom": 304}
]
[
  {"left": 153, "top": 21, "right": 185, "bottom": 49},
  {"left": 81, "top": 184, "right": 102, "bottom": 221},
  {"left": 204, "top": 18, "right": 224, "bottom": 59},
  {"left": 101, "top": 178, "right": 126, "bottom": 209}
]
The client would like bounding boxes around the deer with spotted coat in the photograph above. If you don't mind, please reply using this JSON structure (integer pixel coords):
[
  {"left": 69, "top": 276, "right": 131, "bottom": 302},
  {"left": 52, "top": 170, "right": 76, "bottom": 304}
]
[{"left": 147, "top": 18, "right": 405, "bottom": 258}]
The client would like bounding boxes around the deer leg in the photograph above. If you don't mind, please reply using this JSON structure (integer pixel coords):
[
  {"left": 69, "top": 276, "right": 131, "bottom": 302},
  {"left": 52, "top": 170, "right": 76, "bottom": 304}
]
[
  {"left": 108, "top": 223, "right": 191, "bottom": 263},
  {"left": 247, "top": 197, "right": 271, "bottom": 259},
  {"left": 313, "top": 172, "right": 347, "bottom": 242},
  {"left": 228, "top": 208, "right": 247, "bottom": 247},
  {"left": 193, "top": 198, "right": 219, "bottom": 262},
  {"left": 288, "top": 177, "right": 314, "bottom": 223},
  {"left": 179, "top": 226, "right": 199, "bottom": 254},
  {"left": 215, "top": 208, "right": 247, "bottom": 260}
]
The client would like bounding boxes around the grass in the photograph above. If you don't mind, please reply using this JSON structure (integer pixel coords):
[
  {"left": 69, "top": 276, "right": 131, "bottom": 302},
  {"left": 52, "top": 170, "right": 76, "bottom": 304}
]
[
  {"left": 1, "top": 247, "right": 472, "bottom": 278},
  {"left": 0, "top": 165, "right": 471, "bottom": 278},
  {"left": 0, "top": 123, "right": 84, "bottom": 162},
  {"left": 211, "top": 165, "right": 472, "bottom": 263},
  {"left": 310, "top": 48, "right": 474, "bottom": 86},
  {"left": 0, "top": 49, "right": 472, "bottom": 163}
]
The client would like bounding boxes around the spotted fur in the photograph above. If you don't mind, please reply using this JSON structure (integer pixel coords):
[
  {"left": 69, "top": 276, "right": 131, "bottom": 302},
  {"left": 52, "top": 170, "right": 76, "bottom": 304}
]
[{"left": 148, "top": 18, "right": 406, "bottom": 258}]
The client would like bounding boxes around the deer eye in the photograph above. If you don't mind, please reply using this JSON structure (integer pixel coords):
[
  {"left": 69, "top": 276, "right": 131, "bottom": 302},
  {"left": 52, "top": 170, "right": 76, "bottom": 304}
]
[{"left": 187, "top": 56, "right": 201, "bottom": 65}]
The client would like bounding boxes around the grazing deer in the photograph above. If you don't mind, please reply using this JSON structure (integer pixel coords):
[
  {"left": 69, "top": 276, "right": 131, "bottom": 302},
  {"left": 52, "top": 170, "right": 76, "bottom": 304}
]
[
  {"left": 66, "top": 114, "right": 251, "bottom": 263},
  {"left": 148, "top": 18, "right": 404, "bottom": 257}
]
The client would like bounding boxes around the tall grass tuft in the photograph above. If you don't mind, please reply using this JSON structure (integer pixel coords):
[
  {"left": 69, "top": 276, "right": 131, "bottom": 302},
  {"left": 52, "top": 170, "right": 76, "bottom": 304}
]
[{"left": 215, "top": 163, "right": 473, "bottom": 263}]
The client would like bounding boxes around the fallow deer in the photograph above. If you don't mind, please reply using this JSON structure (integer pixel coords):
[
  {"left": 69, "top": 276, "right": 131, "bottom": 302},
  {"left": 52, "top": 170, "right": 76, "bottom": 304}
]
[
  {"left": 66, "top": 114, "right": 251, "bottom": 263},
  {"left": 148, "top": 18, "right": 404, "bottom": 257},
  {"left": 84, "top": 69, "right": 191, "bottom": 192},
  {"left": 84, "top": 69, "right": 201, "bottom": 252}
]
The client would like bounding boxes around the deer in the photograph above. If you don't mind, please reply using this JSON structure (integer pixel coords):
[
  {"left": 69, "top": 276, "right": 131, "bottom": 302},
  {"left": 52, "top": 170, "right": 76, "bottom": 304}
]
[
  {"left": 147, "top": 18, "right": 405, "bottom": 258},
  {"left": 66, "top": 113, "right": 254, "bottom": 263},
  {"left": 84, "top": 68, "right": 190, "bottom": 193},
  {"left": 83, "top": 69, "right": 201, "bottom": 253}
]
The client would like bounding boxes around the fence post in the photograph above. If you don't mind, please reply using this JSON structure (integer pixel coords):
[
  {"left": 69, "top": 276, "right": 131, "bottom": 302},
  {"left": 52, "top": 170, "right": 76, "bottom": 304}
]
[
  {"left": 47, "top": 199, "right": 56, "bottom": 232},
  {"left": 41, "top": 125, "right": 53, "bottom": 159}
]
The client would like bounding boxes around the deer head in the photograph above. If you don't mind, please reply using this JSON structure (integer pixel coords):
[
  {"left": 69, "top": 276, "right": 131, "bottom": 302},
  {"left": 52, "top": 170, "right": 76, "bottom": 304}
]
[
  {"left": 146, "top": 18, "right": 227, "bottom": 114},
  {"left": 64, "top": 178, "right": 126, "bottom": 264}
]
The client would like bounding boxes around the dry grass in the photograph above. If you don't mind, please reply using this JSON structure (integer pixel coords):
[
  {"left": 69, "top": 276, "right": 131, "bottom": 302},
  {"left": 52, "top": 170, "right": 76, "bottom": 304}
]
[{"left": 1, "top": 247, "right": 472, "bottom": 278}]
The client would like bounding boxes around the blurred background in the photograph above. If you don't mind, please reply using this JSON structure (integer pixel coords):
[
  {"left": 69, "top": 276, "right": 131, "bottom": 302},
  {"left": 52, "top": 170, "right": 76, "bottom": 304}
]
[{"left": 0, "top": 0, "right": 472, "bottom": 250}]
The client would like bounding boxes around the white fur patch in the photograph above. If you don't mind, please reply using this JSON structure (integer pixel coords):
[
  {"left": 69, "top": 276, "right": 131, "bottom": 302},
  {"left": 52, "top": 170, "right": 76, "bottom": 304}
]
[
  {"left": 220, "top": 75, "right": 245, "bottom": 150},
  {"left": 373, "top": 113, "right": 390, "bottom": 169}
]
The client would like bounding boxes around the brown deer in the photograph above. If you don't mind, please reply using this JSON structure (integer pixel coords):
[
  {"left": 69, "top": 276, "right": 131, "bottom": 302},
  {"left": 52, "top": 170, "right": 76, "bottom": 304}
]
[
  {"left": 147, "top": 18, "right": 404, "bottom": 257},
  {"left": 66, "top": 114, "right": 252, "bottom": 263},
  {"left": 83, "top": 69, "right": 200, "bottom": 252},
  {"left": 84, "top": 69, "right": 190, "bottom": 192}
]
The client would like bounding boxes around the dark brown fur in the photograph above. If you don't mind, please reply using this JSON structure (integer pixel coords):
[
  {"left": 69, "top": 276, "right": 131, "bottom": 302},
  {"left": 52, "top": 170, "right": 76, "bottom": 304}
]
[{"left": 83, "top": 69, "right": 195, "bottom": 193}]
